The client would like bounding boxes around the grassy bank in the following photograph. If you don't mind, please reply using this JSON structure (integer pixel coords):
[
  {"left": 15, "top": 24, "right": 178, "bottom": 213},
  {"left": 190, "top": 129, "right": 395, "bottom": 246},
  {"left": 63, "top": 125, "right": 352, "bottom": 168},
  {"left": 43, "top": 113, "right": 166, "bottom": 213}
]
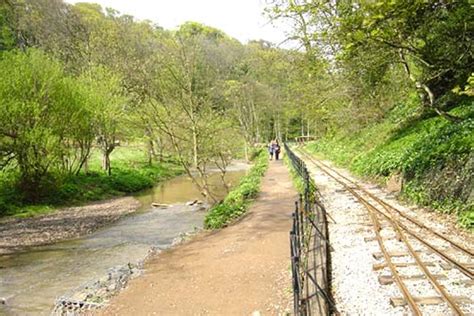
[
  {"left": 306, "top": 101, "right": 474, "bottom": 228},
  {"left": 0, "top": 146, "right": 182, "bottom": 218},
  {"left": 284, "top": 156, "right": 306, "bottom": 195},
  {"left": 204, "top": 149, "right": 269, "bottom": 229}
]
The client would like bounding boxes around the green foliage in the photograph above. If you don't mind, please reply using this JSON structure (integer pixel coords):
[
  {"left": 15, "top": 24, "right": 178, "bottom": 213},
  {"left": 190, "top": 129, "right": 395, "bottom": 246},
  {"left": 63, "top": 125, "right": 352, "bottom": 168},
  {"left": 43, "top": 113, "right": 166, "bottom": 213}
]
[
  {"left": 307, "top": 102, "right": 474, "bottom": 228},
  {"left": 0, "top": 1, "right": 15, "bottom": 51},
  {"left": 0, "top": 49, "right": 95, "bottom": 200},
  {"left": 204, "top": 149, "right": 269, "bottom": 229},
  {"left": 1, "top": 0, "right": 471, "bottom": 232},
  {"left": 0, "top": 147, "right": 182, "bottom": 217},
  {"left": 284, "top": 156, "right": 305, "bottom": 194},
  {"left": 0, "top": 0, "right": 292, "bottom": 216}
]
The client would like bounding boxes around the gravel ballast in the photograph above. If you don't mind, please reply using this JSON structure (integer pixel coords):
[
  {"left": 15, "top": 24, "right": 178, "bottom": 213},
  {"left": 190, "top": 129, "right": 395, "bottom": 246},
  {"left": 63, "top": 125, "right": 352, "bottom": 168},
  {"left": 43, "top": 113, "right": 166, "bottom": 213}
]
[{"left": 301, "top": 154, "right": 474, "bottom": 315}]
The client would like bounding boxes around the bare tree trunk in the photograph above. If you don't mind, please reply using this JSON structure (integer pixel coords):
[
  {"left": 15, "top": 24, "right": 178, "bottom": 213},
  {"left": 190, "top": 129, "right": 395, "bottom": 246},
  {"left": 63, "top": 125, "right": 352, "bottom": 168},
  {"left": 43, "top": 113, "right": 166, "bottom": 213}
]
[
  {"left": 157, "top": 136, "right": 164, "bottom": 162},
  {"left": 301, "top": 116, "right": 305, "bottom": 137},
  {"left": 76, "top": 145, "right": 91, "bottom": 176},
  {"left": 101, "top": 144, "right": 114, "bottom": 176},
  {"left": 145, "top": 128, "right": 155, "bottom": 166},
  {"left": 102, "top": 151, "right": 111, "bottom": 176},
  {"left": 147, "top": 139, "right": 155, "bottom": 166},
  {"left": 83, "top": 158, "right": 89, "bottom": 174},
  {"left": 192, "top": 125, "right": 198, "bottom": 168},
  {"left": 398, "top": 50, "right": 461, "bottom": 122}
]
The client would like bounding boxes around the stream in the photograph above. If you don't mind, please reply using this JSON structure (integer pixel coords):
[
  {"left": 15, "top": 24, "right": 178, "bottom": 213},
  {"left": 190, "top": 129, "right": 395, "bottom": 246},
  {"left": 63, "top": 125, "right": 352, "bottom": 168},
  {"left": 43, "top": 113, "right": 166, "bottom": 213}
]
[{"left": 0, "top": 163, "right": 248, "bottom": 315}]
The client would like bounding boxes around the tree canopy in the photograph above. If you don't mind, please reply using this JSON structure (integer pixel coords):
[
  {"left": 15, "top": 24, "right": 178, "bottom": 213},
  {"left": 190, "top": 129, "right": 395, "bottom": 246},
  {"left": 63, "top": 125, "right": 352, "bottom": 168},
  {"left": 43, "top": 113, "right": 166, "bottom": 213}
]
[{"left": 0, "top": 0, "right": 472, "bottom": 209}]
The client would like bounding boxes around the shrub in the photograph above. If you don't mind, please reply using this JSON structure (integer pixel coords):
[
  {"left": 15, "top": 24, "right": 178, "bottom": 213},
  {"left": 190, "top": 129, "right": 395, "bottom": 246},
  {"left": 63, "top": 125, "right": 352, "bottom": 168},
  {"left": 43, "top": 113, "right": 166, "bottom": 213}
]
[{"left": 204, "top": 149, "right": 269, "bottom": 229}]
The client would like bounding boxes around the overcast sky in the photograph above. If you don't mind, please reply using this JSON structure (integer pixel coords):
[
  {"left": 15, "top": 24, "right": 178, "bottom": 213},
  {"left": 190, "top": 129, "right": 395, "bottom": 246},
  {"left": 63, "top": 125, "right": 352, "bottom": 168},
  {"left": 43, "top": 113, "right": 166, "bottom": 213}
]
[{"left": 64, "top": 0, "right": 291, "bottom": 45}]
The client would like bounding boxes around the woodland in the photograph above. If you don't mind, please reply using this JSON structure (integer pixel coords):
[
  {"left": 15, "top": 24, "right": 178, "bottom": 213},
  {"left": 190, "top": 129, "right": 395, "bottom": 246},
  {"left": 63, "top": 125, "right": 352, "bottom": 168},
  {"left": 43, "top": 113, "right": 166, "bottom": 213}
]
[{"left": 0, "top": 0, "right": 472, "bottom": 226}]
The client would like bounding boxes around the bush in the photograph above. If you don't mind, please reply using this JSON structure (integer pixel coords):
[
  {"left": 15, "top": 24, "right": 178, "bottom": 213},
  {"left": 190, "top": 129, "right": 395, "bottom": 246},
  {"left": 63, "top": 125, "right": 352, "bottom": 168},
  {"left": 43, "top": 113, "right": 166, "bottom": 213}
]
[{"left": 204, "top": 149, "right": 269, "bottom": 229}]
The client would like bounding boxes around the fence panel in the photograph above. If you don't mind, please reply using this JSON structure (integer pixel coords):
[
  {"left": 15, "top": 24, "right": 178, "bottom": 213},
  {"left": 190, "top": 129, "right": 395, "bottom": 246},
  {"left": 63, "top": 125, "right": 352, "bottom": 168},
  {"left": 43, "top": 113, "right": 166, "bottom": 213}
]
[{"left": 285, "top": 143, "right": 335, "bottom": 316}]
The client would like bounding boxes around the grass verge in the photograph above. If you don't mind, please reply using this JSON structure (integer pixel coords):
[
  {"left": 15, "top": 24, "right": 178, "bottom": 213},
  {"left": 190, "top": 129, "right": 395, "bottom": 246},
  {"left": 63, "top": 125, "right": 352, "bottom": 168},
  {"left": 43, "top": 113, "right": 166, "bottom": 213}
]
[{"left": 204, "top": 149, "right": 269, "bottom": 229}]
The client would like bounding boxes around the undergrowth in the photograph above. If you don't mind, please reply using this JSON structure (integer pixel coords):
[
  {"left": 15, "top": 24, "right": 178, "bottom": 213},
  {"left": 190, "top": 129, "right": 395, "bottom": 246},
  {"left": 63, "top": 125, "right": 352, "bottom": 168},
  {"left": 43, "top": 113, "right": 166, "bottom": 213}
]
[
  {"left": 204, "top": 148, "right": 269, "bottom": 229},
  {"left": 306, "top": 100, "right": 474, "bottom": 229},
  {"left": 0, "top": 146, "right": 182, "bottom": 218}
]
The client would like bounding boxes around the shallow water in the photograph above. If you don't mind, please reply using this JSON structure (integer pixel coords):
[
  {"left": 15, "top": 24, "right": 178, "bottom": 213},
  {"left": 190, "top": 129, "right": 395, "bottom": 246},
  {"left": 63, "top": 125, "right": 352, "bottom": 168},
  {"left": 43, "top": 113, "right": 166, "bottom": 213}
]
[{"left": 0, "top": 166, "right": 247, "bottom": 315}]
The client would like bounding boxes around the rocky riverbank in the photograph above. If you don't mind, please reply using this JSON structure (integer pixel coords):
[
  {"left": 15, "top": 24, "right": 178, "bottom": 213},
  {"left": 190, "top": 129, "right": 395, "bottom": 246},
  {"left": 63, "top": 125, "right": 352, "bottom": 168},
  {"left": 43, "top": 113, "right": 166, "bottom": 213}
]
[
  {"left": 51, "top": 229, "right": 200, "bottom": 315},
  {"left": 0, "top": 197, "right": 141, "bottom": 255}
]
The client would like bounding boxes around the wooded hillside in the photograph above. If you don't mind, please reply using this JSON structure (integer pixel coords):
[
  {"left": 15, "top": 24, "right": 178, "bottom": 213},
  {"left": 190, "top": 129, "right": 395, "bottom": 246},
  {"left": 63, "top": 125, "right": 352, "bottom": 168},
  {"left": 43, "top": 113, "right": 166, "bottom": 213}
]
[{"left": 0, "top": 0, "right": 472, "bottom": 226}]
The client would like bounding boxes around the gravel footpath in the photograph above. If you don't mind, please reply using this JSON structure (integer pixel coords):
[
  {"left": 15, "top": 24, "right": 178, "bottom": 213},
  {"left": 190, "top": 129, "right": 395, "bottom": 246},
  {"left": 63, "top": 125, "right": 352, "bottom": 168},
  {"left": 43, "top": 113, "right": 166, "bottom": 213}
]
[
  {"left": 300, "top": 154, "right": 474, "bottom": 315},
  {"left": 98, "top": 160, "right": 295, "bottom": 315},
  {"left": 0, "top": 197, "right": 141, "bottom": 255}
]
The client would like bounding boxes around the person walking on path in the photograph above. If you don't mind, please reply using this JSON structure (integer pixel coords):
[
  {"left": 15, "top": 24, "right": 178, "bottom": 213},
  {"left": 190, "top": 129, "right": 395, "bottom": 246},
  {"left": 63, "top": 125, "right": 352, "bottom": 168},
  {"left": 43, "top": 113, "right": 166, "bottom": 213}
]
[
  {"left": 271, "top": 140, "right": 278, "bottom": 160},
  {"left": 268, "top": 140, "right": 275, "bottom": 160},
  {"left": 275, "top": 141, "right": 281, "bottom": 160}
]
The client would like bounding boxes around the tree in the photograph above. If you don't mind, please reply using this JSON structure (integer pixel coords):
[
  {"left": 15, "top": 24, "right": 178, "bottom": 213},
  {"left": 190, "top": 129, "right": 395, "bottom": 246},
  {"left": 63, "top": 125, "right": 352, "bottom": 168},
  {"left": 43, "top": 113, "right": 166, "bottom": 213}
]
[
  {"left": 0, "top": 0, "right": 16, "bottom": 51},
  {"left": 0, "top": 49, "right": 93, "bottom": 200},
  {"left": 336, "top": 0, "right": 473, "bottom": 121},
  {"left": 78, "top": 66, "right": 128, "bottom": 175},
  {"left": 137, "top": 23, "right": 244, "bottom": 201}
]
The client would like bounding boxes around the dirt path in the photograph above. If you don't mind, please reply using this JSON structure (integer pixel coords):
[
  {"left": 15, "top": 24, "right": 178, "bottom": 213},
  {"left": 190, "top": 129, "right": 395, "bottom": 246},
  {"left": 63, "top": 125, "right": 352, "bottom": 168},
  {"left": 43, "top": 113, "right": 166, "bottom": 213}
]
[
  {"left": 0, "top": 197, "right": 140, "bottom": 255},
  {"left": 100, "top": 160, "right": 297, "bottom": 315}
]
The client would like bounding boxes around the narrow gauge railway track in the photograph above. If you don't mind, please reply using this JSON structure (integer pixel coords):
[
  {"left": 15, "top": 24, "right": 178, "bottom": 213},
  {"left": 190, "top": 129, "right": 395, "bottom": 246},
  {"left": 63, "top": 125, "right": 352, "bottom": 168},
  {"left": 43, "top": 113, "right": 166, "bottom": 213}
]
[
  {"left": 294, "top": 146, "right": 473, "bottom": 315},
  {"left": 296, "top": 148, "right": 473, "bottom": 278}
]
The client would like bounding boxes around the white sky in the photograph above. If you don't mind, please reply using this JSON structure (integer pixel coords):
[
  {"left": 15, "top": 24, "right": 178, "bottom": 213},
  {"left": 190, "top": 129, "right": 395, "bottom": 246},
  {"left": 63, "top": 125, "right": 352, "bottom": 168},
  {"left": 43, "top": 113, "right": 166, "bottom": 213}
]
[{"left": 64, "top": 0, "right": 291, "bottom": 46}]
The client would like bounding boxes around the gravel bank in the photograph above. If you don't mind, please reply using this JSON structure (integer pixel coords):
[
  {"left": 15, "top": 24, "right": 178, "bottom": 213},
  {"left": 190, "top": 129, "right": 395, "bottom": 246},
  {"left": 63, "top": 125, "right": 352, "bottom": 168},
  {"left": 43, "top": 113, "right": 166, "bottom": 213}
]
[
  {"left": 0, "top": 197, "right": 141, "bottom": 255},
  {"left": 302, "top": 155, "right": 474, "bottom": 315}
]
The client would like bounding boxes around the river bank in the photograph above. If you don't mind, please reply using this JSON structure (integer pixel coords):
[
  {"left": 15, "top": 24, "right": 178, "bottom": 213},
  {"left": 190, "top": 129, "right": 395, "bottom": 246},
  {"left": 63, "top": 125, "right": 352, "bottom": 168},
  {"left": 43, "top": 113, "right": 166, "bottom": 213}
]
[
  {"left": 0, "top": 197, "right": 141, "bottom": 255},
  {"left": 0, "top": 165, "right": 250, "bottom": 315},
  {"left": 0, "top": 161, "right": 252, "bottom": 256}
]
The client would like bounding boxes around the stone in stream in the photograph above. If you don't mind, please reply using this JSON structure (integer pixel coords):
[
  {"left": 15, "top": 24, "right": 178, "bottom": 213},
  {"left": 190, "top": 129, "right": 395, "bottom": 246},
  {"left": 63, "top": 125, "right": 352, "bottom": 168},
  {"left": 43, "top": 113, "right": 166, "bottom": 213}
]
[
  {"left": 53, "top": 262, "right": 143, "bottom": 314},
  {"left": 192, "top": 205, "right": 207, "bottom": 212},
  {"left": 0, "top": 297, "right": 6, "bottom": 305},
  {"left": 151, "top": 203, "right": 170, "bottom": 208},
  {"left": 186, "top": 200, "right": 199, "bottom": 206}
]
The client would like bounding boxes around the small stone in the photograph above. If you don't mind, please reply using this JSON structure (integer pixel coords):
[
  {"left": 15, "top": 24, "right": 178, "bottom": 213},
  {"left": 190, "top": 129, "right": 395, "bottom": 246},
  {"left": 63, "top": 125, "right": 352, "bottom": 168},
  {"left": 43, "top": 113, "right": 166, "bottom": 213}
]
[
  {"left": 151, "top": 203, "right": 169, "bottom": 208},
  {"left": 0, "top": 297, "right": 6, "bottom": 305},
  {"left": 192, "top": 205, "right": 207, "bottom": 212},
  {"left": 186, "top": 200, "right": 198, "bottom": 206}
]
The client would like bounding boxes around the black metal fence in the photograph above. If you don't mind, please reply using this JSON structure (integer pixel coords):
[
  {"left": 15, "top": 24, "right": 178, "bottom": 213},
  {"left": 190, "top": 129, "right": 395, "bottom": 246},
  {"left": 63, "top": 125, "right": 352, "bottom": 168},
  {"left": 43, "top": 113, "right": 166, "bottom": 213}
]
[{"left": 285, "top": 143, "right": 335, "bottom": 316}]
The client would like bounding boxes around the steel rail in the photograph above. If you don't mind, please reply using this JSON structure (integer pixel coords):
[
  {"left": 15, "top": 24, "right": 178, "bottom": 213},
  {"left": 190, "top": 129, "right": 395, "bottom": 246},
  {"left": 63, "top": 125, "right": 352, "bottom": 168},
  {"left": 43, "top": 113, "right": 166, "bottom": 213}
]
[
  {"left": 303, "top": 149, "right": 473, "bottom": 258},
  {"left": 296, "top": 147, "right": 466, "bottom": 315},
  {"left": 297, "top": 148, "right": 474, "bottom": 279}
]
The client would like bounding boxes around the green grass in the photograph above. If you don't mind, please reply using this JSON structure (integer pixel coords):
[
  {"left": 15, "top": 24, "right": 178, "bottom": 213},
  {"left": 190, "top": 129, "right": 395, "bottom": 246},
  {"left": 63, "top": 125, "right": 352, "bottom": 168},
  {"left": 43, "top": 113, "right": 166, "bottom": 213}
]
[
  {"left": 204, "top": 148, "right": 269, "bottom": 229},
  {"left": 0, "top": 146, "right": 183, "bottom": 218},
  {"left": 284, "top": 156, "right": 306, "bottom": 194},
  {"left": 306, "top": 100, "right": 474, "bottom": 228}
]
